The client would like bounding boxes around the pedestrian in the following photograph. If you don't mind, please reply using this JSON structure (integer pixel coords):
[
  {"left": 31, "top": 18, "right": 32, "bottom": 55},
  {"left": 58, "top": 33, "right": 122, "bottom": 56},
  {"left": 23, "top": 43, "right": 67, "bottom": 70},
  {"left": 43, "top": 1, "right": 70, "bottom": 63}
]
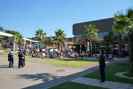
[
  {"left": 8, "top": 48, "right": 14, "bottom": 68},
  {"left": 22, "top": 48, "right": 26, "bottom": 67},
  {"left": 18, "top": 49, "right": 25, "bottom": 68},
  {"left": 99, "top": 50, "right": 106, "bottom": 82}
]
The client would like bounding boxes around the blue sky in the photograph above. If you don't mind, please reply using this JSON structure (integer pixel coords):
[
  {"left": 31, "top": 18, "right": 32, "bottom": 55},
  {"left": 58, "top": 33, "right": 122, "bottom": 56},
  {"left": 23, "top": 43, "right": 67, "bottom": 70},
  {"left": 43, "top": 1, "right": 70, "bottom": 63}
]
[{"left": 0, "top": 0, "right": 132, "bottom": 37}]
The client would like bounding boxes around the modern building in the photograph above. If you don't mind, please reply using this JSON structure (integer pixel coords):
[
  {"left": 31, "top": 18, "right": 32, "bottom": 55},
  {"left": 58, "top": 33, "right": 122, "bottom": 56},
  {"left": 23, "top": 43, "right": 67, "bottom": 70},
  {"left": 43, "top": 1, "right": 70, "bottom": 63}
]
[
  {"left": 64, "top": 37, "right": 74, "bottom": 49},
  {"left": 73, "top": 17, "right": 113, "bottom": 43},
  {"left": 72, "top": 17, "right": 114, "bottom": 54}
]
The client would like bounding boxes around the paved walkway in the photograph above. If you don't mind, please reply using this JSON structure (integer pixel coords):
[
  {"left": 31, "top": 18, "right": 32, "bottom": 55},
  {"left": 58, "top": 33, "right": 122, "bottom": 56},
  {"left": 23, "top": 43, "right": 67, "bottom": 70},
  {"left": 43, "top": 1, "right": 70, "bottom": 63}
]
[
  {"left": 0, "top": 63, "right": 86, "bottom": 89},
  {"left": 72, "top": 77, "right": 133, "bottom": 89},
  {"left": 43, "top": 58, "right": 132, "bottom": 89},
  {"left": 0, "top": 54, "right": 97, "bottom": 89},
  {"left": 1, "top": 53, "right": 131, "bottom": 89},
  {"left": 23, "top": 66, "right": 98, "bottom": 89}
]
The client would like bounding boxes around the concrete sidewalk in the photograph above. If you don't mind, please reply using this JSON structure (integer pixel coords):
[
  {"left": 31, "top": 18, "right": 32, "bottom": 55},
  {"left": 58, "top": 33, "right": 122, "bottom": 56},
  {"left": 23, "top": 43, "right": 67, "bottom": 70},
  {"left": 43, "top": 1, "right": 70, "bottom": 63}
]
[
  {"left": 72, "top": 77, "right": 133, "bottom": 89},
  {"left": 0, "top": 54, "right": 98, "bottom": 89},
  {"left": 22, "top": 66, "right": 98, "bottom": 89}
]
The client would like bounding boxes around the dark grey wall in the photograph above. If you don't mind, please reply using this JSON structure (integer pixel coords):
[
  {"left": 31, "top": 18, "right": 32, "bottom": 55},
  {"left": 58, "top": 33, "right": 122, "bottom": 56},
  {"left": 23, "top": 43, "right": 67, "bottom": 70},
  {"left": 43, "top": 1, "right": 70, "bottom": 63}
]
[{"left": 73, "top": 18, "right": 114, "bottom": 36}]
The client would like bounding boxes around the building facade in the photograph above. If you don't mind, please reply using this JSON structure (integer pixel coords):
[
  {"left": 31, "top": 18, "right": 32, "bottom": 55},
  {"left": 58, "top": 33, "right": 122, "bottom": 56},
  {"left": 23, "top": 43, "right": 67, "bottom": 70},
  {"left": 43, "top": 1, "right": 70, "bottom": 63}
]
[
  {"left": 72, "top": 17, "right": 114, "bottom": 54},
  {"left": 73, "top": 17, "right": 113, "bottom": 42}
]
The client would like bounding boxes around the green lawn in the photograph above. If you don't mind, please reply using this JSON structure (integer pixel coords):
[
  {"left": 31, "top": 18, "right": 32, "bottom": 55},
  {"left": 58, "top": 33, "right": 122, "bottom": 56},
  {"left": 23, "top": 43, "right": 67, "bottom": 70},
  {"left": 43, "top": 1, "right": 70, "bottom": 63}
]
[
  {"left": 1, "top": 53, "right": 98, "bottom": 68},
  {"left": 41, "top": 58, "right": 98, "bottom": 68},
  {"left": 49, "top": 82, "right": 107, "bottom": 89},
  {"left": 85, "top": 62, "right": 133, "bottom": 84},
  {"left": 0, "top": 53, "right": 32, "bottom": 63}
]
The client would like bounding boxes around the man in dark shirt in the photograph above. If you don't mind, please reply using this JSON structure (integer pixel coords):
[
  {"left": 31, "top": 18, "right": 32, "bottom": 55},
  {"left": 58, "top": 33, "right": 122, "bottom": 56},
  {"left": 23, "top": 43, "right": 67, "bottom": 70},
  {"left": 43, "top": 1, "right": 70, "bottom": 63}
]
[
  {"left": 8, "top": 49, "right": 14, "bottom": 68},
  {"left": 99, "top": 50, "right": 106, "bottom": 82},
  {"left": 18, "top": 48, "right": 25, "bottom": 68}
]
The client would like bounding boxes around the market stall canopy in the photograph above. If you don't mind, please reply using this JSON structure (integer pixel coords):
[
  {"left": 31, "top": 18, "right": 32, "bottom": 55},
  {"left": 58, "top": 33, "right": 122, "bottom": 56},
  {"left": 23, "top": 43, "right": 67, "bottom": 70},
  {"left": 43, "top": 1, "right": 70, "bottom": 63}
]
[{"left": 0, "top": 31, "right": 13, "bottom": 37}]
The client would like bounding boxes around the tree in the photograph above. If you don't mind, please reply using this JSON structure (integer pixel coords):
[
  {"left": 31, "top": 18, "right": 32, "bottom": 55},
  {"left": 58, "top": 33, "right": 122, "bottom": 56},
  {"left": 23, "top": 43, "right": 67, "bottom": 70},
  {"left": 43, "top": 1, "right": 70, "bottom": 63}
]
[
  {"left": 113, "top": 13, "right": 129, "bottom": 55},
  {"left": 44, "top": 37, "right": 54, "bottom": 47},
  {"left": 54, "top": 29, "right": 65, "bottom": 52},
  {"left": 82, "top": 24, "right": 99, "bottom": 41},
  {"left": 103, "top": 31, "right": 114, "bottom": 53},
  {"left": 5, "top": 30, "right": 23, "bottom": 52},
  {"left": 6, "top": 30, "right": 23, "bottom": 45},
  {"left": 104, "top": 31, "right": 114, "bottom": 45},
  {"left": 35, "top": 28, "right": 46, "bottom": 43},
  {"left": 127, "top": 9, "right": 133, "bottom": 76},
  {"left": 113, "top": 9, "right": 133, "bottom": 76},
  {"left": 81, "top": 24, "right": 99, "bottom": 55}
]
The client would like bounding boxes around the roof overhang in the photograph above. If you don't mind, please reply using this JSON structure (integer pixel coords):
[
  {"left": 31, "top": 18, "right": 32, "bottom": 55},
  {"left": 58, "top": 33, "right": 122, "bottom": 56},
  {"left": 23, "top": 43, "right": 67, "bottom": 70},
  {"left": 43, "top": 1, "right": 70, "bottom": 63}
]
[
  {"left": 23, "top": 38, "right": 39, "bottom": 43},
  {"left": 0, "top": 31, "right": 13, "bottom": 37}
]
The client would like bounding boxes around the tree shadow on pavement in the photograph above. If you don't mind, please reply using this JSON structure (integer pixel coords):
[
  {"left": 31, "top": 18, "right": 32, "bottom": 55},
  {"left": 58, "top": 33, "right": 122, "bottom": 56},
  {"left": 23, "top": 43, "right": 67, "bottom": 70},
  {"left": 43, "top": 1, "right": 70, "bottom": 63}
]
[
  {"left": 20, "top": 73, "right": 64, "bottom": 89},
  {"left": 0, "top": 65, "right": 9, "bottom": 68},
  {"left": 19, "top": 73, "right": 58, "bottom": 82},
  {"left": 22, "top": 66, "right": 98, "bottom": 89}
]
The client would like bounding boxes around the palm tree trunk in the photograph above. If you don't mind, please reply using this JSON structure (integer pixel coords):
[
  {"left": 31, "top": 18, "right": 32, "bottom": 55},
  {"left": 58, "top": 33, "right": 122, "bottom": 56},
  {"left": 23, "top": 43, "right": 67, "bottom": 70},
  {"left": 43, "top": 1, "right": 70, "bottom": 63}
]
[{"left": 128, "top": 31, "right": 133, "bottom": 76}]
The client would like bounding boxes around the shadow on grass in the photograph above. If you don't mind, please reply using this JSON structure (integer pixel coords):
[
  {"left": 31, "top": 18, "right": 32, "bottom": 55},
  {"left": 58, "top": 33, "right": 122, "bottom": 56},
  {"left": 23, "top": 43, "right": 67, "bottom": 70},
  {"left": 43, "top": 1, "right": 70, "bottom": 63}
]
[
  {"left": 85, "top": 62, "right": 133, "bottom": 84},
  {"left": 46, "top": 57, "right": 98, "bottom": 62}
]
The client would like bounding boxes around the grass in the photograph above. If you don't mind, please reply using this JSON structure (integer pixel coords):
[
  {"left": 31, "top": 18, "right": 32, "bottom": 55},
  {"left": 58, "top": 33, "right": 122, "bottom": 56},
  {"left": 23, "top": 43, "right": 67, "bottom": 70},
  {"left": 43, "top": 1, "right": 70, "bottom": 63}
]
[
  {"left": 41, "top": 58, "right": 98, "bottom": 68},
  {"left": 124, "top": 72, "right": 133, "bottom": 77},
  {"left": 1, "top": 53, "right": 98, "bottom": 68},
  {"left": 85, "top": 62, "right": 133, "bottom": 84},
  {"left": 49, "top": 82, "right": 107, "bottom": 89},
  {"left": 0, "top": 53, "right": 32, "bottom": 63}
]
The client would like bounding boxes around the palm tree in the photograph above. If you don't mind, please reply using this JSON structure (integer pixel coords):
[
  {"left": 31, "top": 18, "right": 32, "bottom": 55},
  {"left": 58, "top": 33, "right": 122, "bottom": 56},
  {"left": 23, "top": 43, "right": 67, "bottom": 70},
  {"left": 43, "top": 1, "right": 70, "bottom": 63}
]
[
  {"left": 113, "top": 9, "right": 133, "bottom": 76},
  {"left": 104, "top": 31, "right": 114, "bottom": 44},
  {"left": 35, "top": 28, "right": 46, "bottom": 43},
  {"left": 103, "top": 31, "right": 114, "bottom": 52},
  {"left": 35, "top": 28, "right": 46, "bottom": 48},
  {"left": 5, "top": 30, "right": 23, "bottom": 52},
  {"left": 6, "top": 30, "right": 23, "bottom": 45},
  {"left": 127, "top": 9, "right": 133, "bottom": 76},
  {"left": 44, "top": 37, "right": 54, "bottom": 47},
  {"left": 54, "top": 29, "right": 65, "bottom": 52},
  {"left": 82, "top": 24, "right": 99, "bottom": 40},
  {"left": 113, "top": 13, "right": 129, "bottom": 56},
  {"left": 81, "top": 24, "right": 99, "bottom": 55}
]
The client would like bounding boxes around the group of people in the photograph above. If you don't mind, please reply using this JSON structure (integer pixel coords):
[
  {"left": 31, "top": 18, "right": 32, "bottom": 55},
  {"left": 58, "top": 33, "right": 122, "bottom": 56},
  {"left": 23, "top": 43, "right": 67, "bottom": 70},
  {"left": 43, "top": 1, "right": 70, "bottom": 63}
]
[{"left": 8, "top": 48, "right": 26, "bottom": 68}]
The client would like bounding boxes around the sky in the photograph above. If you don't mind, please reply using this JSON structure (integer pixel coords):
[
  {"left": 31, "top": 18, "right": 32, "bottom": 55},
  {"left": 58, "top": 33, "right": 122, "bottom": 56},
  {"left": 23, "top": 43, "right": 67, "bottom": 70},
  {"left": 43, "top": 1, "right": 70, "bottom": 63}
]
[{"left": 0, "top": 0, "right": 132, "bottom": 37}]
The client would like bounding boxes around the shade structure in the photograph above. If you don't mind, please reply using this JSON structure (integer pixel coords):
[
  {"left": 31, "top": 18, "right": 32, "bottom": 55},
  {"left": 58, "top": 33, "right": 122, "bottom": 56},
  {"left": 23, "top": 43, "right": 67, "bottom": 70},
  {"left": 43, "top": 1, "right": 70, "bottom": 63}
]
[
  {"left": 23, "top": 37, "right": 39, "bottom": 43},
  {"left": 0, "top": 31, "right": 13, "bottom": 37}
]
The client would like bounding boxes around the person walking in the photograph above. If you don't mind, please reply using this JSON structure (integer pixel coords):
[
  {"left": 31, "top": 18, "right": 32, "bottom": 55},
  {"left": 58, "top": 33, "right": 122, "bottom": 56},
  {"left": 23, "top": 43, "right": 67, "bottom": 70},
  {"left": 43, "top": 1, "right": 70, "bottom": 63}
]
[
  {"left": 99, "top": 50, "right": 106, "bottom": 82},
  {"left": 22, "top": 48, "right": 26, "bottom": 67},
  {"left": 18, "top": 48, "right": 25, "bottom": 68},
  {"left": 8, "top": 49, "right": 14, "bottom": 68}
]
